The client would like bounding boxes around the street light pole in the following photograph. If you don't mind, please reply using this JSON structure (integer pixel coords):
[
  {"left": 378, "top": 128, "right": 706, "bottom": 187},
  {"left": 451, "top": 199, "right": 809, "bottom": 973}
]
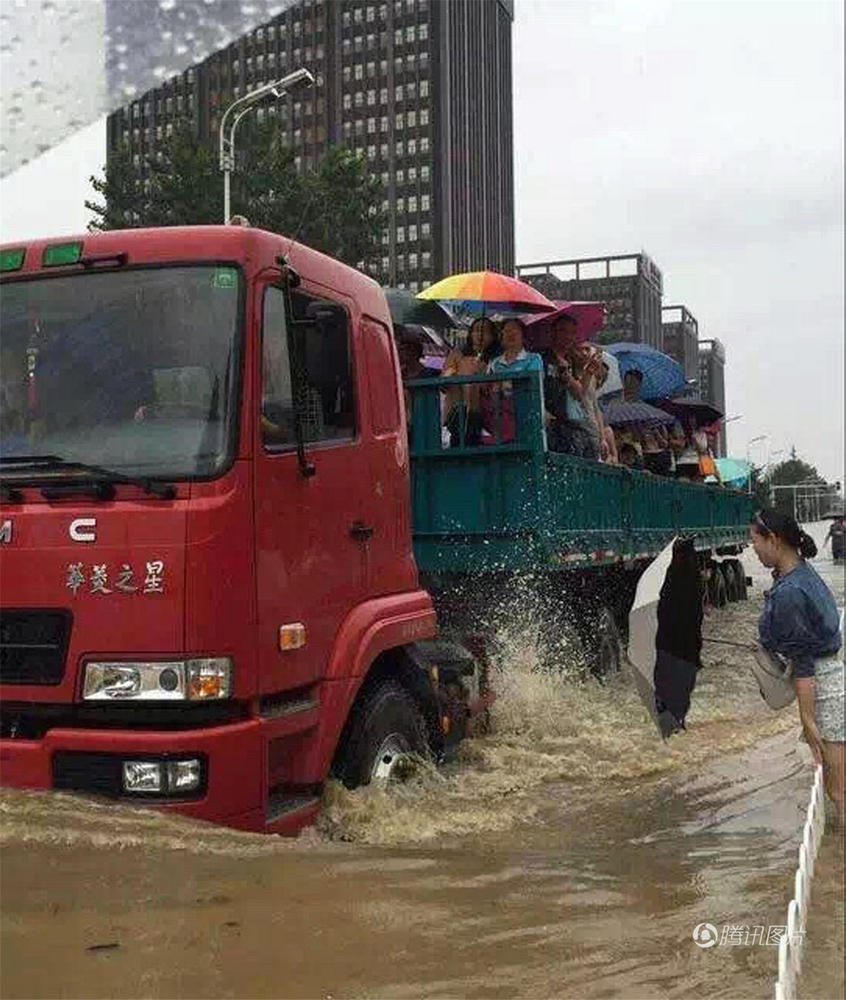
[{"left": 219, "top": 68, "right": 314, "bottom": 224}]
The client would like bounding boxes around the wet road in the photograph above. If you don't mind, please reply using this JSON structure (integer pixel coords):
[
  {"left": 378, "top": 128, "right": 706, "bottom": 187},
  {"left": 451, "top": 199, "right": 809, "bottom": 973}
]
[{"left": 1, "top": 525, "right": 843, "bottom": 999}]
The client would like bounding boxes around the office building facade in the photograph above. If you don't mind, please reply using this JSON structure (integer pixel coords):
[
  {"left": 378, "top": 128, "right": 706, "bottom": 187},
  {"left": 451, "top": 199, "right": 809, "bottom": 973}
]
[
  {"left": 516, "top": 253, "right": 664, "bottom": 348},
  {"left": 698, "top": 338, "right": 727, "bottom": 456},
  {"left": 661, "top": 304, "right": 698, "bottom": 387},
  {"left": 105, "top": 0, "right": 515, "bottom": 289}
]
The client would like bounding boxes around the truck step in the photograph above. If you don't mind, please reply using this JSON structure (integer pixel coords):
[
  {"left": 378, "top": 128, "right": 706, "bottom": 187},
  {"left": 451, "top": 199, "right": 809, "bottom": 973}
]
[{"left": 266, "top": 790, "right": 321, "bottom": 827}]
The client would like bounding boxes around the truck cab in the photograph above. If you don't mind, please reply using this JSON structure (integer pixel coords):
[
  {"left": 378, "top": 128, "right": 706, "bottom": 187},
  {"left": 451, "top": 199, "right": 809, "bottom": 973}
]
[{"left": 0, "top": 226, "right": 453, "bottom": 832}]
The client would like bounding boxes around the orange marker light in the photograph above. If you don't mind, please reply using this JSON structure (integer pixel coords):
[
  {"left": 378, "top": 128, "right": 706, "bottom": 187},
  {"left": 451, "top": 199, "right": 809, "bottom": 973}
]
[{"left": 278, "top": 623, "right": 307, "bottom": 651}]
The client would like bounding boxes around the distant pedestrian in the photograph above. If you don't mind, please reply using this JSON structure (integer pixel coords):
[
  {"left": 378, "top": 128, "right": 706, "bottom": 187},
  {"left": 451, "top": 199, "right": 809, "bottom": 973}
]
[{"left": 751, "top": 508, "right": 844, "bottom": 828}]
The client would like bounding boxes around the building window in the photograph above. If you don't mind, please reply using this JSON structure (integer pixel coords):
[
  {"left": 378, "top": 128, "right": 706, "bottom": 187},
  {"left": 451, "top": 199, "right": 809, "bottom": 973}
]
[
  {"left": 419, "top": 79, "right": 429, "bottom": 98},
  {"left": 343, "top": 93, "right": 352, "bottom": 110},
  {"left": 343, "top": 121, "right": 353, "bottom": 137},
  {"left": 396, "top": 196, "right": 405, "bottom": 212},
  {"left": 407, "top": 138, "right": 417, "bottom": 156},
  {"left": 354, "top": 6, "right": 363, "bottom": 21},
  {"left": 396, "top": 227, "right": 405, "bottom": 244},
  {"left": 268, "top": 25, "right": 276, "bottom": 40},
  {"left": 405, "top": 25, "right": 415, "bottom": 42},
  {"left": 367, "top": 33, "right": 376, "bottom": 50},
  {"left": 367, "top": 5, "right": 375, "bottom": 21},
  {"left": 380, "top": 142, "right": 389, "bottom": 159},
  {"left": 408, "top": 166, "right": 417, "bottom": 182},
  {"left": 421, "top": 164, "right": 430, "bottom": 182},
  {"left": 382, "top": 231, "right": 390, "bottom": 245},
  {"left": 419, "top": 22, "right": 428, "bottom": 41},
  {"left": 421, "top": 222, "right": 430, "bottom": 238},
  {"left": 381, "top": 171, "right": 389, "bottom": 186},
  {"left": 397, "top": 170, "right": 405, "bottom": 186},
  {"left": 406, "top": 52, "right": 416, "bottom": 70},
  {"left": 394, "top": 28, "right": 403, "bottom": 46},
  {"left": 367, "top": 144, "right": 376, "bottom": 160},
  {"left": 409, "top": 253, "right": 418, "bottom": 270},
  {"left": 395, "top": 84, "right": 403, "bottom": 102},
  {"left": 367, "top": 117, "right": 376, "bottom": 133},
  {"left": 409, "top": 225, "right": 417, "bottom": 242},
  {"left": 420, "top": 135, "right": 429, "bottom": 153},
  {"left": 367, "top": 89, "right": 376, "bottom": 105},
  {"left": 407, "top": 110, "right": 416, "bottom": 127},
  {"left": 421, "top": 194, "right": 430, "bottom": 211},
  {"left": 342, "top": 10, "right": 351, "bottom": 26},
  {"left": 396, "top": 112, "right": 404, "bottom": 130},
  {"left": 379, "top": 3, "right": 387, "bottom": 19},
  {"left": 354, "top": 91, "right": 364, "bottom": 107},
  {"left": 343, "top": 66, "right": 352, "bottom": 82},
  {"left": 420, "top": 108, "right": 429, "bottom": 126},
  {"left": 367, "top": 60, "right": 376, "bottom": 77},
  {"left": 354, "top": 63, "right": 364, "bottom": 80},
  {"left": 422, "top": 251, "right": 431, "bottom": 269},
  {"left": 380, "top": 59, "right": 388, "bottom": 75},
  {"left": 395, "top": 140, "right": 404, "bottom": 156},
  {"left": 380, "top": 115, "right": 389, "bottom": 132}
]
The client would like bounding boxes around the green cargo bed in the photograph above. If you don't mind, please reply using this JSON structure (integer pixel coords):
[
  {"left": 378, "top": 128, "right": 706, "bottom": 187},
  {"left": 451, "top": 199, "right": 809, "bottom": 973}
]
[{"left": 408, "top": 372, "right": 752, "bottom": 574}]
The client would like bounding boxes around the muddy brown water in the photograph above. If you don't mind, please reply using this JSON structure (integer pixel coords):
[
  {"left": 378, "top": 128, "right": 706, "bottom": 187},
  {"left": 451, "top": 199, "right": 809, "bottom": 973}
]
[{"left": 1, "top": 532, "right": 843, "bottom": 1000}]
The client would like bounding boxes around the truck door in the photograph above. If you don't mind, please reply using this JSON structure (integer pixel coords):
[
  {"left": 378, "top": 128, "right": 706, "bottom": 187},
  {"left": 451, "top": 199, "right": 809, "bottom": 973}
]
[
  {"left": 360, "top": 315, "right": 419, "bottom": 597},
  {"left": 254, "top": 281, "right": 369, "bottom": 693}
]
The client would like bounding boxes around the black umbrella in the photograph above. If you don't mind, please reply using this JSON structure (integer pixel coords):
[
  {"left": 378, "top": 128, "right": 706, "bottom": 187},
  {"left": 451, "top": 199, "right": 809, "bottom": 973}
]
[
  {"left": 384, "top": 288, "right": 462, "bottom": 331},
  {"left": 657, "top": 397, "right": 723, "bottom": 427},
  {"left": 601, "top": 399, "right": 675, "bottom": 427}
]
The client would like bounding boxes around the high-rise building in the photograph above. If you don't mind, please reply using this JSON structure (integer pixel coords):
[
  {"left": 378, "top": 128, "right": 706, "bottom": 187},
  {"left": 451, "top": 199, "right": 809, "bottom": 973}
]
[
  {"left": 698, "top": 338, "right": 727, "bottom": 456},
  {"left": 661, "top": 304, "right": 698, "bottom": 387},
  {"left": 516, "top": 253, "right": 664, "bottom": 348},
  {"left": 105, "top": 0, "right": 515, "bottom": 290}
]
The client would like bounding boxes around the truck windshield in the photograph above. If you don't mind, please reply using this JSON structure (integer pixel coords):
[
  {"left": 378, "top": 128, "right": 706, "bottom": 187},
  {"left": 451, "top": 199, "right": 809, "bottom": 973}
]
[{"left": 0, "top": 265, "right": 242, "bottom": 481}]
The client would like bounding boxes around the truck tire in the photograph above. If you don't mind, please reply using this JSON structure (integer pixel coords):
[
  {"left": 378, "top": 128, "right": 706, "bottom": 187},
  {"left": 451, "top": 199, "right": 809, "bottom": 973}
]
[
  {"left": 708, "top": 564, "right": 728, "bottom": 609},
  {"left": 334, "top": 680, "right": 430, "bottom": 790},
  {"left": 726, "top": 558, "right": 747, "bottom": 601},
  {"left": 722, "top": 562, "right": 740, "bottom": 602},
  {"left": 589, "top": 606, "right": 623, "bottom": 679}
]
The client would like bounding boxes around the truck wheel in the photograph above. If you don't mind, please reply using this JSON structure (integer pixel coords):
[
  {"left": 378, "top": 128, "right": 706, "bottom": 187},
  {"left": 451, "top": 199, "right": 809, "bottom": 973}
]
[
  {"left": 726, "top": 558, "right": 747, "bottom": 601},
  {"left": 590, "top": 606, "right": 623, "bottom": 678},
  {"left": 334, "top": 680, "right": 430, "bottom": 790},
  {"left": 722, "top": 562, "right": 740, "bottom": 602},
  {"left": 709, "top": 565, "right": 728, "bottom": 608}
]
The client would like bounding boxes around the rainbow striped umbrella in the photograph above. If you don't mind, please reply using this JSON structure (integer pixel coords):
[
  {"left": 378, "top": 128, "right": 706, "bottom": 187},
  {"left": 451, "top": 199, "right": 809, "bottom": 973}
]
[{"left": 416, "top": 270, "right": 555, "bottom": 315}]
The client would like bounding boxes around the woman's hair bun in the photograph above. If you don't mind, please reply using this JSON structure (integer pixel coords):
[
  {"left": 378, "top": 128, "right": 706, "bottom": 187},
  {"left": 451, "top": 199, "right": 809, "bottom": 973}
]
[{"left": 798, "top": 531, "right": 818, "bottom": 559}]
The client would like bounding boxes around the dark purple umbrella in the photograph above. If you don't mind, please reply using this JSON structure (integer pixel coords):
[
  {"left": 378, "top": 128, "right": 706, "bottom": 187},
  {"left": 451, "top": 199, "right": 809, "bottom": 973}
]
[
  {"left": 657, "top": 397, "right": 723, "bottom": 427},
  {"left": 601, "top": 399, "right": 676, "bottom": 427}
]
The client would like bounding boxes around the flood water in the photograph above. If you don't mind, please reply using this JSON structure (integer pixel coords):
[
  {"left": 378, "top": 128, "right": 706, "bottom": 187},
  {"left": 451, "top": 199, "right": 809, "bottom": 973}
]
[{"left": 1, "top": 524, "right": 843, "bottom": 1000}]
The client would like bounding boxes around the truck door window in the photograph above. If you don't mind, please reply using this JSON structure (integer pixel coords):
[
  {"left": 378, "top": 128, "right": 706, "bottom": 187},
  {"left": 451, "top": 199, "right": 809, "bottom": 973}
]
[{"left": 261, "top": 286, "right": 356, "bottom": 448}]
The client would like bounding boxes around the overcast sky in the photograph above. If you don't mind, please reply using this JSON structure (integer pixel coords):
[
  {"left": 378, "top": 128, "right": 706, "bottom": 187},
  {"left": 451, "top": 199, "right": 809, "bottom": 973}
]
[{"left": 1, "top": 0, "right": 843, "bottom": 481}]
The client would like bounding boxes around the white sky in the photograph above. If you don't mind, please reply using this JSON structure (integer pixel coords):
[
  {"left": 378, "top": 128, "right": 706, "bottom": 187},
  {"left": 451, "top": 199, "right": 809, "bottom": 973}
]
[{"left": 1, "top": 0, "right": 843, "bottom": 482}]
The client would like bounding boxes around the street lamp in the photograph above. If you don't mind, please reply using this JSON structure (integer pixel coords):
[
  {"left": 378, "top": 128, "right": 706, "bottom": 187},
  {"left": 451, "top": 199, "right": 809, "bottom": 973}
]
[
  {"left": 747, "top": 434, "right": 768, "bottom": 463},
  {"left": 218, "top": 68, "right": 314, "bottom": 224}
]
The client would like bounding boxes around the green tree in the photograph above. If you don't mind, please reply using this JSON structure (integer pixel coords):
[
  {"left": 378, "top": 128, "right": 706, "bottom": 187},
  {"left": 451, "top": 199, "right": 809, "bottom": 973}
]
[
  {"left": 86, "top": 121, "right": 385, "bottom": 272},
  {"left": 85, "top": 144, "right": 147, "bottom": 230}
]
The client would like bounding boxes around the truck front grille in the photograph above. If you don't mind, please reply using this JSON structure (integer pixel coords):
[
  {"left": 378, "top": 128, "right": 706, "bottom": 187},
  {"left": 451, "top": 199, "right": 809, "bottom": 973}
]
[{"left": 0, "top": 609, "right": 72, "bottom": 685}]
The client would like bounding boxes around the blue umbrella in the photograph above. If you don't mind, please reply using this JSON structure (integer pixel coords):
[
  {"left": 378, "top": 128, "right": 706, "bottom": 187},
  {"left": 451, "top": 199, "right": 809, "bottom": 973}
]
[
  {"left": 604, "top": 343, "right": 687, "bottom": 401},
  {"left": 716, "top": 457, "right": 752, "bottom": 489}
]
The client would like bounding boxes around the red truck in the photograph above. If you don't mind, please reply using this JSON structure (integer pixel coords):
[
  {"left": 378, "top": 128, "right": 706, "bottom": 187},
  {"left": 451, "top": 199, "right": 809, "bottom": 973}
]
[
  {"left": 0, "top": 226, "right": 485, "bottom": 833},
  {"left": 0, "top": 226, "right": 752, "bottom": 834}
]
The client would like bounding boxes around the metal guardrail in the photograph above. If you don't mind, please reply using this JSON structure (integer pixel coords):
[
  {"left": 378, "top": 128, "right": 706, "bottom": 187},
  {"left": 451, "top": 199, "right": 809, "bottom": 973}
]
[{"left": 774, "top": 764, "right": 825, "bottom": 1000}]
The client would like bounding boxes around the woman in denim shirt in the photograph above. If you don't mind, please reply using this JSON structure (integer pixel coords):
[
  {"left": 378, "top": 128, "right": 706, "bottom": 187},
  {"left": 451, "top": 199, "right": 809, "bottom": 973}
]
[{"left": 751, "top": 508, "right": 844, "bottom": 828}]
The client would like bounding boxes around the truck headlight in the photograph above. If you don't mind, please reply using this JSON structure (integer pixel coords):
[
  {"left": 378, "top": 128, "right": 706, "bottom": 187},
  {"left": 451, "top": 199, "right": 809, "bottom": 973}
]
[{"left": 83, "top": 658, "right": 232, "bottom": 701}]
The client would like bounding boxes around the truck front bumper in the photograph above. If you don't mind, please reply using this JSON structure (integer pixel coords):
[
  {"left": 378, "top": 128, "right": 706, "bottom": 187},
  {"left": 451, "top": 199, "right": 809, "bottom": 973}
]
[{"left": 0, "top": 719, "right": 271, "bottom": 831}]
